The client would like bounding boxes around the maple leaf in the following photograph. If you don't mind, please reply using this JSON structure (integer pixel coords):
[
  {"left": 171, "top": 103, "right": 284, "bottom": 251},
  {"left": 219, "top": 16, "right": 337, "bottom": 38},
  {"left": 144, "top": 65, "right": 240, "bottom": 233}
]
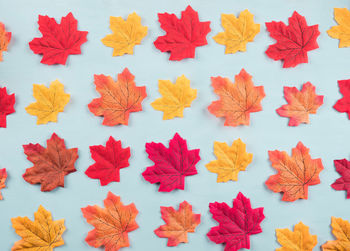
[
  {"left": 0, "top": 22, "right": 11, "bottom": 61},
  {"left": 276, "top": 222, "right": 317, "bottom": 251},
  {"left": 85, "top": 136, "right": 131, "bottom": 186},
  {"left": 0, "top": 168, "right": 7, "bottom": 200},
  {"left": 102, "top": 12, "right": 148, "bottom": 56},
  {"left": 206, "top": 139, "right": 253, "bottom": 183},
  {"left": 29, "top": 12, "right": 88, "bottom": 65},
  {"left": 331, "top": 159, "right": 350, "bottom": 198},
  {"left": 213, "top": 10, "right": 260, "bottom": 54},
  {"left": 322, "top": 217, "right": 350, "bottom": 250},
  {"left": 154, "top": 201, "right": 201, "bottom": 246},
  {"left": 11, "top": 205, "right": 66, "bottom": 251},
  {"left": 88, "top": 68, "right": 147, "bottom": 126},
  {"left": 151, "top": 75, "right": 197, "bottom": 120},
  {"left": 265, "top": 11, "right": 320, "bottom": 68},
  {"left": 328, "top": 8, "right": 350, "bottom": 48},
  {"left": 154, "top": 5, "right": 211, "bottom": 61},
  {"left": 276, "top": 82, "right": 324, "bottom": 126},
  {"left": 0, "top": 86, "right": 15, "bottom": 128},
  {"left": 207, "top": 192, "right": 265, "bottom": 251},
  {"left": 333, "top": 79, "right": 350, "bottom": 119},
  {"left": 81, "top": 191, "right": 139, "bottom": 251},
  {"left": 25, "top": 80, "right": 70, "bottom": 125},
  {"left": 142, "top": 133, "right": 200, "bottom": 192},
  {"left": 208, "top": 68, "right": 265, "bottom": 126},
  {"left": 266, "top": 142, "right": 324, "bottom": 202},
  {"left": 22, "top": 133, "right": 78, "bottom": 192}
]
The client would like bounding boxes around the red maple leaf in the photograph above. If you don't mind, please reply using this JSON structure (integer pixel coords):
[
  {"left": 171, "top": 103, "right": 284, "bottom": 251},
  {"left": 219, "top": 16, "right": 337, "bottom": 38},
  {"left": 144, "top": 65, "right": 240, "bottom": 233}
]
[
  {"left": 207, "top": 192, "right": 265, "bottom": 251},
  {"left": 331, "top": 159, "right": 350, "bottom": 198},
  {"left": 85, "top": 136, "right": 130, "bottom": 186},
  {"left": 265, "top": 11, "right": 320, "bottom": 68},
  {"left": 29, "top": 12, "right": 88, "bottom": 65},
  {"left": 142, "top": 133, "right": 200, "bottom": 192},
  {"left": 0, "top": 86, "right": 15, "bottom": 128},
  {"left": 154, "top": 5, "right": 211, "bottom": 61},
  {"left": 334, "top": 79, "right": 350, "bottom": 119}
]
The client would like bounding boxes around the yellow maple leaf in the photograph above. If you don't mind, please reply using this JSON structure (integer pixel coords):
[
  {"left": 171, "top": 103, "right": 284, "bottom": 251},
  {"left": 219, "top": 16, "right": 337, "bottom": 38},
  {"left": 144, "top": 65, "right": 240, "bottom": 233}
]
[
  {"left": 11, "top": 205, "right": 66, "bottom": 251},
  {"left": 25, "top": 80, "right": 70, "bottom": 125},
  {"left": 213, "top": 10, "right": 260, "bottom": 54},
  {"left": 328, "top": 8, "right": 350, "bottom": 48},
  {"left": 276, "top": 222, "right": 317, "bottom": 251},
  {"left": 205, "top": 139, "right": 253, "bottom": 182},
  {"left": 322, "top": 217, "right": 350, "bottom": 250},
  {"left": 101, "top": 12, "right": 148, "bottom": 56},
  {"left": 151, "top": 75, "right": 197, "bottom": 120}
]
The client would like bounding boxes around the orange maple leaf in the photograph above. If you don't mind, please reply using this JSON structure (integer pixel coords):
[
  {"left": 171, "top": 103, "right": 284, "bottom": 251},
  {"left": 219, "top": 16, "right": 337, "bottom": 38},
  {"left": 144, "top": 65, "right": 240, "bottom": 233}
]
[
  {"left": 0, "top": 22, "right": 11, "bottom": 61},
  {"left": 154, "top": 201, "right": 201, "bottom": 246},
  {"left": 208, "top": 69, "right": 265, "bottom": 126},
  {"left": 266, "top": 142, "right": 324, "bottom": 202},
  {"left": 0, "top": 168, "right": 7, "bottom": 200},
  {"left": 88, "top": 68, "right": 147, "bottom": 126},
  {"left": 81, "top": 192, "right": 139, "bottom": 251}
]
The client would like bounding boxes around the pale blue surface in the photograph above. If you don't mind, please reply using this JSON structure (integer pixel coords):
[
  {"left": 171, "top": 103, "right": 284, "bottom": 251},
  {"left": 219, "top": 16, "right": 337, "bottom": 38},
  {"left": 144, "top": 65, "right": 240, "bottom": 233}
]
[{"left": 0, "top": 0, "right": 349, "bottom": 250}]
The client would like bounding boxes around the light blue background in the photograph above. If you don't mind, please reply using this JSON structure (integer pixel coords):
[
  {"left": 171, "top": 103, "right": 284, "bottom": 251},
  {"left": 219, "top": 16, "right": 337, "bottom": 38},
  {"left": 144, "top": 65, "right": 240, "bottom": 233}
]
[{"left": 0, "top": 0, "right": 349, "bottom": 250}]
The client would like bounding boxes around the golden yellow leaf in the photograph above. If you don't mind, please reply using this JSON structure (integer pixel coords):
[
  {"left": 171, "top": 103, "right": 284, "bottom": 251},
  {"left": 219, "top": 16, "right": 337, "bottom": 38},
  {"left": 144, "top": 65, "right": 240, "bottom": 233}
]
[
  {"left": 328, "top": 8, "right": 350, "bottom": 48},
  {"left": 102, "top": 12, "right": 148, "bottom": 56},
  {"left": 25, "top": 80, "right": 70, "bottom": 125},
  {"left": 11, "top": 205, "right": 65, "bottom": 251},
  {"left": 205, "top": 139, "right": 253, "bottom": 182},
  {"left": 151, "top": 75, "right": 197, "bottom": 120},
  {"left": 322, "top": 217, "right": 350, "bottom": 251},
  {"left": 213, "top": 10, "right": 260, "bottom": 54}
]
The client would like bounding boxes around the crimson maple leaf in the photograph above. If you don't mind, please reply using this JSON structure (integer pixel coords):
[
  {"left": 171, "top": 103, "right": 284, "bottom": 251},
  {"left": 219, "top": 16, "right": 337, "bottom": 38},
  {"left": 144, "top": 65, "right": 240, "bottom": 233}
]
[
  {"left": 0, "top": 86, "right": 15, "bottom": 128},
  {"left": 154, "top": 5, "right": 211, "bottom": 61},
  {"left": 334, "top": 79, "right": 350, "bottom": 119},
  {"left": 265, "top": 11, "right": 320, "bottom": 68},
  {"left": 207, "top": 192, "right": 265, "bottom": 251},
  {"left": 29, "top": 12, "right": 88, "bottom": 65},
  {"left": 142, "top": 133, "right": 200, "bottom": 192},
  {"left": 85, "top": 136, "right": 130, "bottom": 186},
  {"left": 331, "top": 159, "right": 350, "bottom": 198}
]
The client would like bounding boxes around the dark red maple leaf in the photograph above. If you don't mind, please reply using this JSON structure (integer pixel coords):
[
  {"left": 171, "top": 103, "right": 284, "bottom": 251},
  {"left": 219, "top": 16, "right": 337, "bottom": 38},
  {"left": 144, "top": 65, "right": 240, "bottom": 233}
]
[
  {"left": 142, "top": 133, "right": 200, "bottom": 192},
  {"left": 85, "top": 136, "right": 130, "bottom": 186},
  {"left": 29, "top": 12, "right": 88, "bottom": 65},
  {"left": 0, "top": 87, "right": 15, "bottom": 128},
  {"left": 331, "top": 159, "right": 350, "bottom": 198},
  {"left": 334, "top": 79, "right": 350, "bottom": 119},
  {"left": 207, "top": 192, "right": 265, "bottom": 251},
  {"left": 265, "top": 11, "right": 320, "bottom": 68},
  {"left": 154, "top": 5, "right": 211, "bottom": 61}
]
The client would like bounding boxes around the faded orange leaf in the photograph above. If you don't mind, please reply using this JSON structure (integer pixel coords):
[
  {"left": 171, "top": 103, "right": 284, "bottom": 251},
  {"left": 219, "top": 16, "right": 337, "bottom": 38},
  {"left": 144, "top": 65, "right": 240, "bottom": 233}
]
[
  {"left": 0, "top": 22, "right": 11, "bottom": 61},
  {"left": 0, "top": 168, "right": 7, "bottom": 200}
]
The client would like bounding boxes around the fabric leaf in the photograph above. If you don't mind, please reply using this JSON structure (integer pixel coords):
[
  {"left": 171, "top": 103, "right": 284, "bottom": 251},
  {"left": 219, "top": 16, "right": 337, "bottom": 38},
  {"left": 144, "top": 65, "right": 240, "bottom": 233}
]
[
  {"left": 25, "top": 80, "right": 70, "bottom": 125},
  {"left": 276, "top": 222, "right": 317, "bottom": 251},
  {"left": 0, "top": 86, "right": 15, "bottom": 128},
  {"left": 0, "top": 168, "right": 7, "bottom": 200},
  {"left": 276, "top": 82, "right": 323, "bottom": 126},
  {"left": 102, "top": 13, "right": 148, "bottom": 56},
  {"left": 29, "top": 12, "right": 88, "bottom": 65},
  {"left": 322, "top": 217, "right": 350, "bottom": 250},
  {"left": 11, "top": 205, "right": 66, "bottom": 251},
  {"left": 333, "top": 79, "right": 350, "bottom": 119},
  {"left": 331, "top": 159, "right": 350, "bottom": 198},
  {"left": 206, "top": 139, "right": 253, "bottom": 183},
  {"left": 328, "top": 8, "right": 350, "bottom": 48},
  {"left": 207, "top": 192, "right": 265, "bottom": 251},
  {"left": 85, "top": 136, "right": 130, "bottom": 186},
  {"left": 151, "top": 75, "right": 197, "bottom": 120},
  {"left": 142, "top": 133, "right": 200, "bottom": 192},
  {"left": 208, "top": 68, "right": 265, "bottom": 126},
  {"left": 0, "top": 22, "right": 11, "bottom": 61},
  {"left": 22, "top": 133, "right": 78, "bottom": 192},
  {"left": 155, "top": 201, "right": 201, "bottom": 246},
  {"left": 154, "top": 5, "right": 211, "bottom": 61},
  {"left": 213, "top": 10, "right": 260, "bottom": 54},
  {"left": 265, "top": 11, "right": 320, "bottom": 68},
  {"left": 81, "top": 191, "right": 139, "bottom": 251},
  {"left": 88, "top": 68, "right": 147, "bottom": 126},
  {"left": 266, "top": 142, "right": 324, "bottom": 202}
]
